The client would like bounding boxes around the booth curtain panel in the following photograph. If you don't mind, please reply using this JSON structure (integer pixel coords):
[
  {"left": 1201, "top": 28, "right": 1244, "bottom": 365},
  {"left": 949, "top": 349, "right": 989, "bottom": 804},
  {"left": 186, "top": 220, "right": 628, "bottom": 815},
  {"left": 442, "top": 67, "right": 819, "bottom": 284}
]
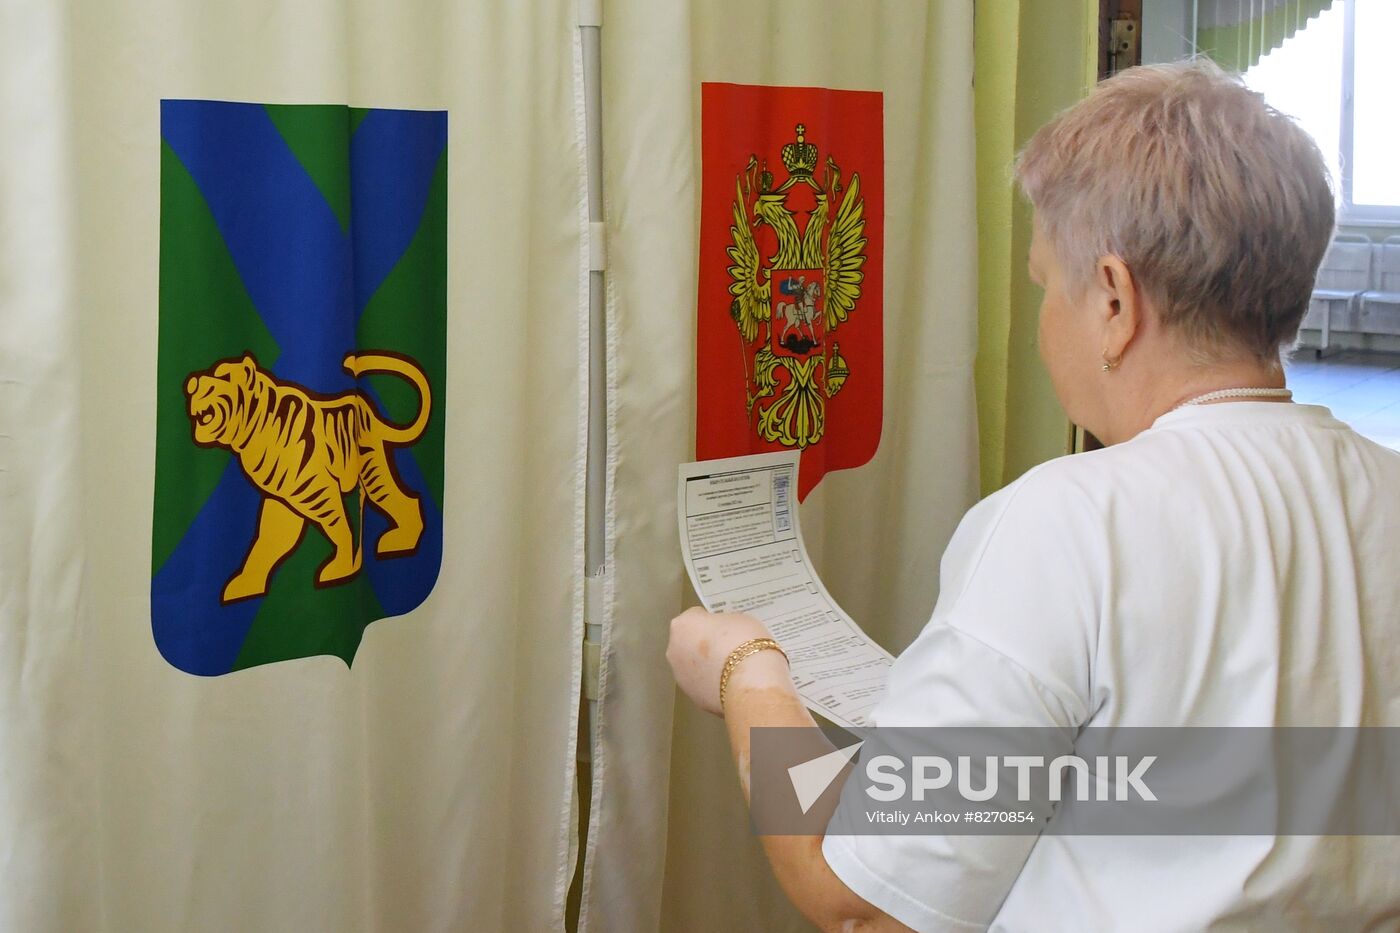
[
  {"left": 1197, "top": 0, "right": 1339, "bottom": 71},
  {"left": 582, "top": 3, "right": 980, "bottom": 930},
  {"left": 0, "top": 1, "right": 587, "bottom": 929}
]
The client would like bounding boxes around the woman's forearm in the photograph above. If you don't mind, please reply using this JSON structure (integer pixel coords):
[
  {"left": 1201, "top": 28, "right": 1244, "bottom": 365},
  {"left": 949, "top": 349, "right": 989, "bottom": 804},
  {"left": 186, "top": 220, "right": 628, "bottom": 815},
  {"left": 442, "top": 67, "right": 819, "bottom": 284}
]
[{"left": 721, "top": 652, "right": 908, "bottom": 933}]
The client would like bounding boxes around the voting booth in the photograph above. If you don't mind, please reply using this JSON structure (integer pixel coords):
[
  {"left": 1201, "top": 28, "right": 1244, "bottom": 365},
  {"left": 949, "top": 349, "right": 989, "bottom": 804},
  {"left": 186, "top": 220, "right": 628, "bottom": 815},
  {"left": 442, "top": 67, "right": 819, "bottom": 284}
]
[{"left": 0, "top": 2, "right": 980, "bottom": 929}]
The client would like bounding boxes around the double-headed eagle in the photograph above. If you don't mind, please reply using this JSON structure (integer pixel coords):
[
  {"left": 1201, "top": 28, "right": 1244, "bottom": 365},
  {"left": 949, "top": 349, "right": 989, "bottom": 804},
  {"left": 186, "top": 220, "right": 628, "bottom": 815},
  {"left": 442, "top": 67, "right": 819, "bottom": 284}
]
[{"left": 725, "top": 123, "right": 868, "bottom": 449}]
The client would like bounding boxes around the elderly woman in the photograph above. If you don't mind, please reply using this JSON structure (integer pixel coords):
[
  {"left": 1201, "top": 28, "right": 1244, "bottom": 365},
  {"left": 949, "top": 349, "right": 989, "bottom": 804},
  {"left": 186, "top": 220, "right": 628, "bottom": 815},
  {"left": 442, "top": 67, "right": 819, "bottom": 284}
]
[{"left": 667, "top": 62, "right": 1400, "bottom": 931}]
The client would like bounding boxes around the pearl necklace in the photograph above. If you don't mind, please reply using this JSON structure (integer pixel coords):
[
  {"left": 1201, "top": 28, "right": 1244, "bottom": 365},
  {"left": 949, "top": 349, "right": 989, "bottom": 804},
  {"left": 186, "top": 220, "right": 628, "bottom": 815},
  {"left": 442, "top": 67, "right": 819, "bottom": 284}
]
[{"left": 1170, "top": 387, "right": 1293, "bottom": 412}]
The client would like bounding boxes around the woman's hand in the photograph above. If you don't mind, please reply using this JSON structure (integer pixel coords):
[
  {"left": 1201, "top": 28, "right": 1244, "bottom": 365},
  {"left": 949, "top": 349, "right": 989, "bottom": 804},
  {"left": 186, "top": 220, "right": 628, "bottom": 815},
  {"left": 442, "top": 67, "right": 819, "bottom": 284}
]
[{"left": 666, "top": 607, "right": 781, "bottom": 716}]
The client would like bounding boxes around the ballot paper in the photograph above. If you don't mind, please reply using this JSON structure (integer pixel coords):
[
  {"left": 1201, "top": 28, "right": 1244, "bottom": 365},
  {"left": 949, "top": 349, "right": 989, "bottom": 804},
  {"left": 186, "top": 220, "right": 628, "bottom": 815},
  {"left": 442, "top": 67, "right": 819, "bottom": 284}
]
[{"left": 678, "top": 452, "right": 894, "bottom": 728}]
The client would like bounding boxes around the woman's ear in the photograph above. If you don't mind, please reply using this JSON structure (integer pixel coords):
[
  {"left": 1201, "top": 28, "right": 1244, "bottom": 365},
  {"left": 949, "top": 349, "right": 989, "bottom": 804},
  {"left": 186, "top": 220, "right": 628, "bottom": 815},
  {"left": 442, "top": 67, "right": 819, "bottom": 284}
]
[{"left": 1096, "top": 255, "right": 1142, "bottom": 361}]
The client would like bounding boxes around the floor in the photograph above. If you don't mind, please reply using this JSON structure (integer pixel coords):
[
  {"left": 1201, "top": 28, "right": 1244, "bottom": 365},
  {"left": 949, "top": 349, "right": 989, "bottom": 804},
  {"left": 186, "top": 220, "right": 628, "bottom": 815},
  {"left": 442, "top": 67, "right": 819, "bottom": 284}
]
[{"left": 1285, "top": 350, "right": 1400, "bottom": 451}]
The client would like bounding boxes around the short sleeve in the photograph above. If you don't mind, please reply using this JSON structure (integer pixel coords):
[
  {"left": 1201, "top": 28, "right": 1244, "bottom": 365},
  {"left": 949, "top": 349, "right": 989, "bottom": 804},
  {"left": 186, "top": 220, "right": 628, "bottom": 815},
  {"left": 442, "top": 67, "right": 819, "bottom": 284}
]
[
  {"left": 822, "top": 465, "right": 1106, "bottom": 930},
  {"left": 886, "top": 461, "right": 1104, "bottom": 728}
]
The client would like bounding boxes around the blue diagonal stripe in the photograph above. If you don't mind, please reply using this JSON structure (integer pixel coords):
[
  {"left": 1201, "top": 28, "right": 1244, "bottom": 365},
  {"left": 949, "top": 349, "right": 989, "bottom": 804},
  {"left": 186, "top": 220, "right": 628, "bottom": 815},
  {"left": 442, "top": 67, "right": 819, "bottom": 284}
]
[
  {"left": 151, "top": 461, "right": 267, "bottom": 675},
  {"left": 355, "top": 382, "right": 443, "bottom": 615},
  {"left": 359, "top": 445, "right": 443, "bottom": 618},
  {"left": 350, "top": 109, "right": 448, "bottom": 317},
  {"left": 161, "top": 99, "right": 356, "bottom": 394}
]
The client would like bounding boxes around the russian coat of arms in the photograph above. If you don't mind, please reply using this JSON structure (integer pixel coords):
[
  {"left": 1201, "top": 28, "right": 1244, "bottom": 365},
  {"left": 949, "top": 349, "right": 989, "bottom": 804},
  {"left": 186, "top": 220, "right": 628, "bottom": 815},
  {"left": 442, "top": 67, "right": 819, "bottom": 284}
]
[{"left": 725, "top": 123, "right": 869, "bottom": 449}]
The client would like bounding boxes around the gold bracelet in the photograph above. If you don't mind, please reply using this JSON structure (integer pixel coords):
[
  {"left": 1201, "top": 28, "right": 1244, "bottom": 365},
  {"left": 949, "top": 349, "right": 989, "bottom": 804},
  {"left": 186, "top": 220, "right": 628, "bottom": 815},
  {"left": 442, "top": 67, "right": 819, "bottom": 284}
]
[{"left": 719, "top": 637, "right": 789, "bottom": 711}]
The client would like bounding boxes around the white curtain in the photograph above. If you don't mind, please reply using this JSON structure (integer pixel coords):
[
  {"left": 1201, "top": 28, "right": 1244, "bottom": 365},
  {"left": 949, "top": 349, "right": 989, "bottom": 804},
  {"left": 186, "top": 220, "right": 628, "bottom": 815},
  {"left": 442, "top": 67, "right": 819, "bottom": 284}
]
[
  {"left": 0, "top": 1, "right": 586, "bottom": 929},
  {"left": 584, "top": 3, "right": 980, "bottom": 930}
]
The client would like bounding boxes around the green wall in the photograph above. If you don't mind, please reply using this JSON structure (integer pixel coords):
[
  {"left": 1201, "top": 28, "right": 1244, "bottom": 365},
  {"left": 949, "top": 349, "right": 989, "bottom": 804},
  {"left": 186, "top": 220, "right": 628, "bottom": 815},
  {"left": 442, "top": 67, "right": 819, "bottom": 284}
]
[{"left": 975, "top": 0, "right": 1096, "bottom": 493}]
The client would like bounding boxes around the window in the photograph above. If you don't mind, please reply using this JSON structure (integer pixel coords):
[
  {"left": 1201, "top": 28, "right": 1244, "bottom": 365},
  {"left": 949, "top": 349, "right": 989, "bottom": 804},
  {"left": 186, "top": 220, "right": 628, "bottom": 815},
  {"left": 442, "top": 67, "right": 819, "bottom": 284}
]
[{"left": 1243, "top": 0, "right": 1400, "bottom": 225}]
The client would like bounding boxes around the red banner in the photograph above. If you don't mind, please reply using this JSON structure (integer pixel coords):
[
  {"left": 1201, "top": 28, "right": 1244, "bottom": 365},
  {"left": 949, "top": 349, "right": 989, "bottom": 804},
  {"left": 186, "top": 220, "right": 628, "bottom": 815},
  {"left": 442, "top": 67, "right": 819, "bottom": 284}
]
[{"left": 696, "top": 83, "right": 883, "bottom": 500}]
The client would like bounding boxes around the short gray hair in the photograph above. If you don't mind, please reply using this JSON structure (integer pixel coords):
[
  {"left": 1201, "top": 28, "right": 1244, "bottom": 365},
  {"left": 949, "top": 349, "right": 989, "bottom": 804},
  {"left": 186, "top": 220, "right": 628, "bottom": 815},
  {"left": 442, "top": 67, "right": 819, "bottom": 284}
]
[{"left": 1015, "top": 60, "right": 1336, "bottom": 363}]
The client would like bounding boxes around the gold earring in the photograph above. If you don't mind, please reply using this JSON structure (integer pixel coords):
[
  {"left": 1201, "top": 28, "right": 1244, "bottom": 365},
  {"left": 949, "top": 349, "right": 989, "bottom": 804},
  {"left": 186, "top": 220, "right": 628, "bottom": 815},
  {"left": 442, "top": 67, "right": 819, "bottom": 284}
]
[{"left": 1101, "top": 349, "right": 1117, "bottom": 372}]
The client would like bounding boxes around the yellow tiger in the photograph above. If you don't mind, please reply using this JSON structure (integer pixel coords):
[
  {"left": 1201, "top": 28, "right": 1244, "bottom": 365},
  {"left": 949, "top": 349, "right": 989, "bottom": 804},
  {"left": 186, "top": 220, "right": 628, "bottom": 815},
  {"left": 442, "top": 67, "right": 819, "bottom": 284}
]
[{"left": 184, "top": 351, "right": 431, "bottom": 604}]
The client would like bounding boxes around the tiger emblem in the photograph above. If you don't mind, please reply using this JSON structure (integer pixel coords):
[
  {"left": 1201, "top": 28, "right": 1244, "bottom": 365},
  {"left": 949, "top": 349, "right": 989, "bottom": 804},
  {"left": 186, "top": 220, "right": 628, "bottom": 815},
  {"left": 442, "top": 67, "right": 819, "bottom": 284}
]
[{"left": 184, "top": 351, "right": 431, "bottom": 604}]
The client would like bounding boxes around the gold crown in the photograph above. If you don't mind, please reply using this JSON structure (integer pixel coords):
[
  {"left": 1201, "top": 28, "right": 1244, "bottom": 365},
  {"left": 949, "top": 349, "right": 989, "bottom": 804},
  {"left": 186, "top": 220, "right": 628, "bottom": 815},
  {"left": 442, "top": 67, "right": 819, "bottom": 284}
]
[{"left": 780, "top": 123, "right": 818, "bottom": 176}]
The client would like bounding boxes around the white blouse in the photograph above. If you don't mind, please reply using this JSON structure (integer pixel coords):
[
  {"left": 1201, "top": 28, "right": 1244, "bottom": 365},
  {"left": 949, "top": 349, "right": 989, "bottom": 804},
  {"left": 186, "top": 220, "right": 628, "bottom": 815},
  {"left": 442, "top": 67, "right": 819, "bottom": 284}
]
[{"left": 824, "top": 402, "right": 1400, "bottom": 931}]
